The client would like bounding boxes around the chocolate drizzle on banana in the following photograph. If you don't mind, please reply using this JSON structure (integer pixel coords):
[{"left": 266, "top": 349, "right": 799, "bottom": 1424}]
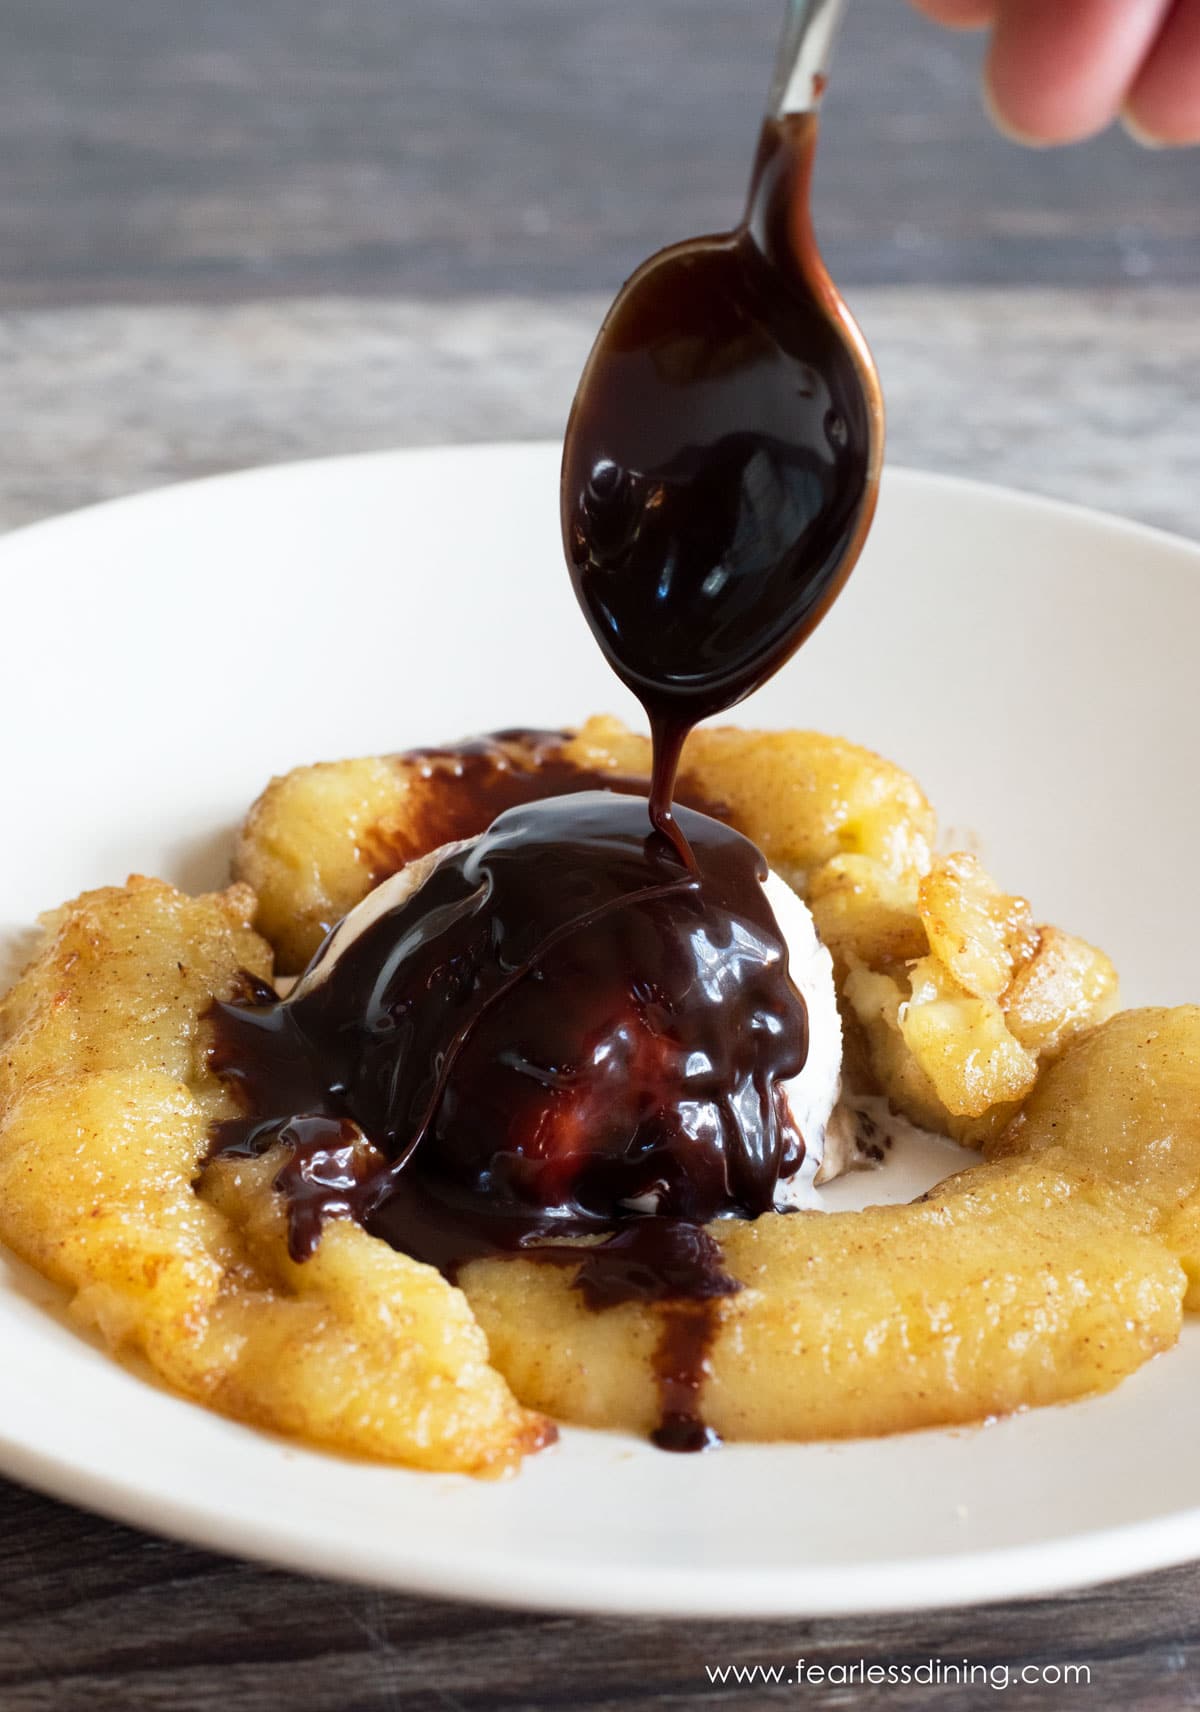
[
  {"left": 205, "top": 794, "right": 807, "bottom": 1453},
  {"left": 359, "top": 728, "right": 723, "bottom": 881}
]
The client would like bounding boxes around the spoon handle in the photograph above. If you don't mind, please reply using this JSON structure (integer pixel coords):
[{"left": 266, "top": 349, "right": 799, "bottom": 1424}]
[{"left": 767, "top": 0, "right": 849, "bottom": 116}]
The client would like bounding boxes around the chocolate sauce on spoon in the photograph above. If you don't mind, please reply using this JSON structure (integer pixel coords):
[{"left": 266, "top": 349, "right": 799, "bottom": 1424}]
[{"left": 562, "top": 111, "right": 883, "bottom": 857}]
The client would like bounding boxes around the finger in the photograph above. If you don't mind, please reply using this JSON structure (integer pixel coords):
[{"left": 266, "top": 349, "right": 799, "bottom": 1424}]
[
  {"left": 1124, "top": 0, "right": 1200, "bottom": 143},
  {"left": 909, "top": 0, "right": 997, "bottom": 28},
  {"left": 985, "top": 0, "right": 1176, "bottom": 144}
]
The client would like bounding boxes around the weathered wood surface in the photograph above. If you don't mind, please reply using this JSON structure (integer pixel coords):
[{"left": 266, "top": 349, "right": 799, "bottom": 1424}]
[
  {"left": 0, "top": 0, "right": 1196, "bottom": 303},
  {"left": 0, "top": 287, "right": 1196, "bottom": 538},
  {"left": 1, "top": 1476, "right": 1199, "bottom": 1712}
]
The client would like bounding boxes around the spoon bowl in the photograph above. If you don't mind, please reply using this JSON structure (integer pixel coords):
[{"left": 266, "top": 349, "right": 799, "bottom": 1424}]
[{"left": 560, "top": 110, "right": 884, "bottom": 732}]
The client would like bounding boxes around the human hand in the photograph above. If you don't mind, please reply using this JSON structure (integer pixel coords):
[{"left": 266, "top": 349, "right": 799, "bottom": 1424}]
[{"left": 911, "top": 0, "right": 1200, "bottom": 145}]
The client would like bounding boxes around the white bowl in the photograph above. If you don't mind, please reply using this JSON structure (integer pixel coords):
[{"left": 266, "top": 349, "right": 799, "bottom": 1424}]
[{"left": 1, "top": 442, "right": 1197, "bottom": 1616}]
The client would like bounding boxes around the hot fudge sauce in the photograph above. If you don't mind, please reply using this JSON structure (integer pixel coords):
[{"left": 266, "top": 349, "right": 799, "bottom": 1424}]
[
  {"left": 206, "top": 109, "right": 881, "bottom": 1452},
  {"left": 360, "top": 728, "right": 723, "bottom": 881},
  {"left": 562, "top": 111, "right": 882, "bottom": 848},
  {"left": 207, "top": 797, "right": 804, "bottom": 1451}
]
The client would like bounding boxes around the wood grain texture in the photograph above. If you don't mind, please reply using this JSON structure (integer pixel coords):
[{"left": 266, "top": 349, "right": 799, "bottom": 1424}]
[
  {"left": 0, "top": 0, "right": 1196, "bottom": 304},
  {"left": 0, "top": 289, "right": 1195, "bottom": 538},
  {"left": 0, "top": 1476, "right": 1199, "bottom": 1711}
]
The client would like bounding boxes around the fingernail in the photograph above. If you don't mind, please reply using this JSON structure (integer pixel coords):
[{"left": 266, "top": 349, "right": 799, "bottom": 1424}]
[
  {"left": 1120, "top": 105, "right": 1169, "bottom": 149},
  {"left": 981, "top": 74, "right": 1053, "bottom": 148}
]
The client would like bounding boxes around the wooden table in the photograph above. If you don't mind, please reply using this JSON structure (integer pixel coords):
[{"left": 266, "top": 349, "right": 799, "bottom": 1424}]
[{"left": 1, "top": 3, "right": 1198, "bottom": 1706}]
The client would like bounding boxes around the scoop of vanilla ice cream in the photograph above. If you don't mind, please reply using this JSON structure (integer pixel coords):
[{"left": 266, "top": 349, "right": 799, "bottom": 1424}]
[
  {"left": 297, "top": 837, "right": 846, "bottom": 1202},
  {"left": 759, "top": 869, "right": 844, "bottom": 1206}
]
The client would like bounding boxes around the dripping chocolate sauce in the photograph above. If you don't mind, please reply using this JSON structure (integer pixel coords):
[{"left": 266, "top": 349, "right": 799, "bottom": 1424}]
[
  {"left": 563, "top": 111, "right": 880, "bottom": 860},
  {"left": 206, "top": 795, "right": 804, "bottom": 1454},
  {"left": 358, "top": 728, "right": 723, "bottom": 887},
  {"left": 206, "top": 111, "right": 879, "bottom": 1453}
]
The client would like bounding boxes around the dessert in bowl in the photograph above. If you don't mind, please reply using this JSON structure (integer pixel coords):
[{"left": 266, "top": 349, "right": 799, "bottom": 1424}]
[
  {"left": 1, "top": 80, "right": 1197, "bottom": 1489},
  {"left": 4, "top": 715, "right": 1195, "bottom": 1476}
]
